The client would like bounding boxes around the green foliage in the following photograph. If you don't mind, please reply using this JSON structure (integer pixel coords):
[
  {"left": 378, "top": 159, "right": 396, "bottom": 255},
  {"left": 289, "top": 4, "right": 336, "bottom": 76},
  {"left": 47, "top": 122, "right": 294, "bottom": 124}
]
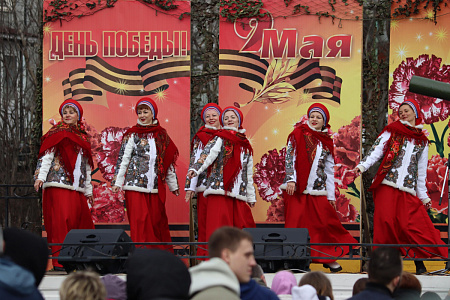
[{"left": 220, "top": 0, "right": 269, "bottom": 22}]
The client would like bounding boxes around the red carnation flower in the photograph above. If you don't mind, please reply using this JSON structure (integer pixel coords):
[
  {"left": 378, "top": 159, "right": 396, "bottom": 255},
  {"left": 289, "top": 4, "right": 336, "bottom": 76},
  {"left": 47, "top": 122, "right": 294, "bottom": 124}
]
[
  {"left": 335, "top": 185, "right": 359, "bottom": 222},
  {"left": 266, "top": 197, "right": 285, "bottom": 222},
  {"left": 254, "top": 148, "right": 286, "bottom": 202},
  {"left": 389, "top": 54, "right": 450, "bottom": 124},
  {"left": 426, "top": 154, "right": 449, "bottom": 214},
  {"left": 96, "top": 126, "right": 129, "bottom": 181},
  {"left": 90, "top": 182, "right": 126, "bottom": 223},
  {"left": 82, "top": 119, "right": 101, "bottom": 155},
  {"left": 333, "top": 115, "right": 360, "bottom": 169},
  {"left": 335, "top": 164, "right": 357, "bottom": 189}
]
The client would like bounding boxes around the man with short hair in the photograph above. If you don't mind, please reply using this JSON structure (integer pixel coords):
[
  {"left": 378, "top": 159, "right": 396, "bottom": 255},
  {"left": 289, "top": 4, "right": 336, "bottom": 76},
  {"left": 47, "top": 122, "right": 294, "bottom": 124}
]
[
  {"left": 347, "top": 247, "right": 403, "bottom": 300},
  {"left": 189, "top": 226, "right": 279, "bottom": 300}
]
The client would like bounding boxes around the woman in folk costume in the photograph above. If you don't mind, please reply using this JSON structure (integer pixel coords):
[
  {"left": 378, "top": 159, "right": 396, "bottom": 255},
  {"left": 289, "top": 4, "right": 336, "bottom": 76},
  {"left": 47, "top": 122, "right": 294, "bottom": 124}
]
[
  {"left": 112, "top": 97, "right": 179, "bottom": 251},
  {"left": 282, "top": 103, "right": 357, "bottom": 272},
  {"left": 34, "top": 99, "right": 95, "bottom": 269},
  {"left": 185, "top": 103, "right": 222, "bottom": 258},
  {"left": 187, "top": 106, "right": 256, "bottom": 241},
  {"left": 354, "top": 99, "right": 447, "bottom": 274}
]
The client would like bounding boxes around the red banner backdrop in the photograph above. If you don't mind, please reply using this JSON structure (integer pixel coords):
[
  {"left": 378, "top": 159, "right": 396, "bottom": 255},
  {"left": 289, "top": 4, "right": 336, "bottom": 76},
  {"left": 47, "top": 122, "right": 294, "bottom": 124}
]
[{"left": 42, "top": 0, "right": 191, "bottom": 225}]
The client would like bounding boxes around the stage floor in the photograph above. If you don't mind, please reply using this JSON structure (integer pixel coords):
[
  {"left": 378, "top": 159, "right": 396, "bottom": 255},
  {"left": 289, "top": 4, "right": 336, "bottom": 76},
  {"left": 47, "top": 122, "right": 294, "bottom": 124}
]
[{"left": 40, "top": 260, "right": 450, "bottom": 300}]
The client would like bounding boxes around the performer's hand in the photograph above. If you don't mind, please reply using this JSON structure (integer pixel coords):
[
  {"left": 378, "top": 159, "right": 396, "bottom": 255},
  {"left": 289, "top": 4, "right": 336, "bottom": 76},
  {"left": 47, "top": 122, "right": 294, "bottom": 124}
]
[
  {"left": 87, "top": 195, "right": 94, "bottom": 206},
  {"left": 112, "top": 185, "right": 120, "bottom": 193},
  {"left": 248, "top": 202, "right": 255, "bottom": 208},
  {"left": 329, "top": 200, "right": 336, "bottom": 211},
  {"left": 185, "top": 191, "right": 194, "bottom": 203},
  {"left": 286, "top": 182, "right": 295, "bottom": 196},
  {"left": 187, "top": 170, "right": 197, "bottom": 179},
  {"left": 424, "top": 201, "right": 432, "bottom": 210},
  {"left": 34, "top": 180, "right": 43, "bottom": 192},
  {"left": 352, "top": 167, "right": 362, "bottom": 177},
  {"left": 172, "top": 189, "right": 180, "bottom": 196}
]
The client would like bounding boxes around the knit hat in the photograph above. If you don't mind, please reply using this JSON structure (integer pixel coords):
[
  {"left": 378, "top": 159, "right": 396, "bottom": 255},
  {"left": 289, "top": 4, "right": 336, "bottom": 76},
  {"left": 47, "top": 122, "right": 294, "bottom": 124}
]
[
  {"left": 271, "top": 270, "right": 297, "bottom": 295},
  {"left": 201, "top": 103, "right": 222, "bottom": 124},
  {"left": 60, "top": 99, "right": 83, "bottom": 121},
  {"left": 220, "top": 106, "right": 244, "bottom": 128},
  {"left": 307, "top": 103, "right": 330, "bottom": 128},
  {"left": 135, "top": 97, "right": 158, "bottom": 119},
  {"left": 101, "top": 274, "right": 127, "bottom": 300},
  {"left": 399, "top": 99, "right": 423, "bottom": 124}
]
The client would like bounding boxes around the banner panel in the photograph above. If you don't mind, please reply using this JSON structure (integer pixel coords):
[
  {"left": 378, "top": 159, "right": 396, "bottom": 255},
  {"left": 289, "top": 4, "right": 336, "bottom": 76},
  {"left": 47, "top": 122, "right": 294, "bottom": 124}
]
[
  {"left": 42, "top": 0, "right": 191, "bottom": 224},
  {"left": 219, "top": 1, "right": 363, "bottom": 225},
  {"left": 389, "top": 4, "right": 450, "bottom": 221}
]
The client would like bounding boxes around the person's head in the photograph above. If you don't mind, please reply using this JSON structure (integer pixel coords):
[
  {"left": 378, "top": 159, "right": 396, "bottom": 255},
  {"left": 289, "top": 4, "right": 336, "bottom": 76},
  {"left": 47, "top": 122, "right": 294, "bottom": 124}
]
[
  {"left": 101, "top": 274, "right": 126, "bottom": 300},
  {"left": 420, "top": 291, "right": 442, "bottom": 300},
  {"left": 251, "top": 264, "right": 267, "bottom": 286},
  {"left": 59, "top": 270, "right": 106, "bottom": 300},
  {"left": 59, "top": 99, "right": 82, "bottom": 125},
  {"left": 135, "top": 97, "right": 158, "bottom": 125},
  {"left": 271, "top": 270, "right": 297, "bottom": 296},
  {"left": 352, "top": 277, "right": 368, "bottom": 296},
  {"left": 397, "top": 272, "right": 421, "bottom": 294},
  {"left": 220, "top": 106, "right": 243, "bottom": 130},
  {"left": 201, "top": 103, "right": 221, "bottom": 129},
  {"left": 3, "top": 227, "right": 49, "bottom": 287},
  {"left": 307, "top": 103, "right": 330, "bottom": 130},
  {"left": 368, "top": 247, "right": 402, "bottom": 292},
  {"left": 126, "top": 248, "right": 191, "bottom": 300},
  {"left": 208, "top": 226, "right": 256, "bottom": 283},
  {"left": 399, "top": 99, "right": 422, "bottom": 126},
  {"left": 299, "top": 271, "right": 334, "bottom": 300}
]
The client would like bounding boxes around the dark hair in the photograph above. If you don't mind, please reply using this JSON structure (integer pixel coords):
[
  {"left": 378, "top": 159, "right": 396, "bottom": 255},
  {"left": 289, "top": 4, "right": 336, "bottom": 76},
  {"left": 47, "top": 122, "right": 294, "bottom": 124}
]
[
  {"left": 368, "top": 247, "right": 402, "bottom": 285},
  {"left": 299, "top": 271, "right": 334, "bottom": 300},
  {"left": 208, "top": 226, "right": 253, "bottom": 258},
  {"left": 398, "top": 272, "right": 421, "bottom": 293},
  {"left": 420, "top": 291, "right": 442, "bottom": 300},
  {"left": 352, "top": 277, "right": 368, "bottom": 296}
]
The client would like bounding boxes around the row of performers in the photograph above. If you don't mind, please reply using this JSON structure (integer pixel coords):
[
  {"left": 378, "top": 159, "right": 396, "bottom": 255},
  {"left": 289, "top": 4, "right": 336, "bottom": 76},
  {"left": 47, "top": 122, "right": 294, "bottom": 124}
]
[{"left": 34, "top": 98, "right": 447, "bottom": 273}]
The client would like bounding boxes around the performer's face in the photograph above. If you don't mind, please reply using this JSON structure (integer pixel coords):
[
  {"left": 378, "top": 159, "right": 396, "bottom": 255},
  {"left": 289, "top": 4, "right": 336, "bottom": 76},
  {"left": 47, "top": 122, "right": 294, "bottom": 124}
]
[
  {"left": 204, "top": 109, "right": 220, "bottom": 129},
  {"left": 309, "top": 111, "right": 324, "bottom": 130},
  {"left": 62, "top": 107, "right": 78, "bottom": 125},
  {"left": 137, "top": 105, "right": 153, "bottom": 125},
  {"left": 223, "top": 110, "right": 239, "bottom": 129},
  {"left": 399, "top": 104, "right": 416, "bottom": 125}
]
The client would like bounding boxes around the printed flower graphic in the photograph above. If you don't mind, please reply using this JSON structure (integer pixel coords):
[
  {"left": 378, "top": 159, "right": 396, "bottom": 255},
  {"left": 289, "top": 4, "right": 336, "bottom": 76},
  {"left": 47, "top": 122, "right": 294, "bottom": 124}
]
[
  {"left": 90, "top": 182, "right": 126, "bottom": 223},
  {"left": 95, "top": 126, "right": 129, "bottom": 181},
  {"left": 335, "top": 185, "right": 359, "bottom": 222},
  {"left": 266, "top": 197, "right": 285, "bottom": 222},
  {"left": 333, "top": 115, "right": 360, "bottom": 169},
  {"left": 426, "top": 154, "right": 449, "bottom": 216},
  {"left": 254, "top": 148, "right": 286, "bottom": 202},
  {"left": 335, "top": 164, "right": 356, "bottom": 190}
]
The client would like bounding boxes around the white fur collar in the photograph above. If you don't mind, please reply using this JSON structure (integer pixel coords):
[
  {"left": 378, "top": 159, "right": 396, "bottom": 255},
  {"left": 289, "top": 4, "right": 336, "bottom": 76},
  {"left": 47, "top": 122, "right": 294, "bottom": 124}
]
[
  {"left": 223, "top": 126, "right": 246, "bottom": 133},
  {"left": 137, "top": 119, "right": 158, "bottom": 126},
  {"left": 307, "top": 120, "right": 328, "bottom": 133},
  {"left": 205, "top": 124, "right": 220, "bottom": 130},
  {"left": 400, "top": 119, "right": 423, "bottom": 129}
]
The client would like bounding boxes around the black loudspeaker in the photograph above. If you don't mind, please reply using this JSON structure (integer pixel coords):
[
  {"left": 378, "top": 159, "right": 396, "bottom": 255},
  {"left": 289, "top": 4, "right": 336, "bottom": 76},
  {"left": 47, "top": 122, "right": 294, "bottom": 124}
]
[
  {"left": 58, "top": 229, "right": 134, "bottom": 274},
  {"left": 244, "top": 228, "right": 311, "bottom": 273}
]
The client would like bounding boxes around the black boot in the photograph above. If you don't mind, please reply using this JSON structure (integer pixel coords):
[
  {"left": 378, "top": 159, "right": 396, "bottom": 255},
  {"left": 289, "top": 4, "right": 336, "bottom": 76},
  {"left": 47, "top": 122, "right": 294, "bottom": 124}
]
[{"left": 414, "top": 260, "right": 427, "bottom": 275}]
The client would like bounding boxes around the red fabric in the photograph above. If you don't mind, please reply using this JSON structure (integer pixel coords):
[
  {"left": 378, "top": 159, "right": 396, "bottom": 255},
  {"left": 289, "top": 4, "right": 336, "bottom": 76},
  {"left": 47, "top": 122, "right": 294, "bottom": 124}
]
[
  {"left": 125, "top": 191, "right": 173, "bottom": 253},
  {"left": 190, "top": 126, "right": 217, "bottom": 152},
  {"left": 196, "top": 192, "right": 209, "bottom": 259},
  {"left": 214, "top": 129, "right": 253, "bottom": 192},
  {"left": 39, "top": 122, "right": 94, "bottom": 182},
  {"left": 283, "top": 191, "right": 357, "bottom": 263},
  {"left": 204, "top": 195, "right": 256, "bottom": 244},
  {"left": 288, "top": 124, "right": 335, "bottom": 196},
  {"left": 373, "top": 184, "right": 447, "bottom": 258},
  {"left": 43, "top": 187, "right": 94, "bottom": 267},
  {"left": 370, "top": 120, "right": 428, "bottom": 191},
  {"left": 124, "top": 124, "right": 178, "bottom": 203}
]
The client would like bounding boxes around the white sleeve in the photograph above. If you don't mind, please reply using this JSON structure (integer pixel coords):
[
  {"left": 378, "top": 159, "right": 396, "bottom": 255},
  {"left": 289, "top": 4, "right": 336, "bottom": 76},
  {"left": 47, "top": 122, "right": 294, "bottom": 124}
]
[
  {"left": 114, "top": 136, "right": 134, "bottom": 188},
  {"left": 185, "top": 141, "right": 204, "bottom": 191},
  {"left": 84, "top": 163, "right": 93, "bottom": 196},
  {"left": 358, "top": 131, "right": 391, "bottom": 172},
  {"left": 246, "top": 155, "right": 256, "bottom": 203},
  {"left": 189, "top": 138, "right": 223, "bottom": 175},
  {"left": 325, "top": 152, "right": 336, "bottom": 201},
  {"left": 37, "top": 152, "right": 55, "bottom": 182},
  {"left": 166, "top": 164, "right": 179, "bottom": 192},
  {"left": 416, "top": 144, "right": 430, "bottom": 202}
]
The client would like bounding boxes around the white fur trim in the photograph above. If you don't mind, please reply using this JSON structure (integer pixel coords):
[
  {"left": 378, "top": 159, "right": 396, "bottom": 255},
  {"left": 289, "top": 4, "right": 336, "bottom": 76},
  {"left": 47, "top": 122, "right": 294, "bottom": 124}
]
[
  {"left": 223, "top": 125, "right": 238, "bottom": 131},
  {"left": 204, "top": 124, "right": 220, "bottom": 130},
  {"left": 203, "top": 189, "right": 252, "bottom": 203},
  {"left": 137, "top": 119, "right": 158, "bottom": 126},
  {"left": 42, "top": 182, "right": 88, "bottom": 195},
  {"left": 356, "top": 165, "right": 365, "bottom": 173},
  {"left": 381, "top": 180, "right": 417, "bottom": 196},
  {"left": 421, "top": 198, "right": 431, "bottom": 204},
  {"left": 307, "top": 120, "right": 327, "bottom": 132},
  {"left": 122, "top": 185, "right": 158, "bottom": 193},
  {"left": 400, "top": 119, "right": 423, "bottom": 129},
  {"left": 303, "top": 189, "right": 328, "bottom": 196}
]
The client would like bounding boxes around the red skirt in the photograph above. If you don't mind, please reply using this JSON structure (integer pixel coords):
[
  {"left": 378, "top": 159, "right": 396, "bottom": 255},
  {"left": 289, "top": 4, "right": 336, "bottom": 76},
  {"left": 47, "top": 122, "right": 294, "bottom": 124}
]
[
  {"left": 284, "top": 191, "right": 358, "bottom": 263},
  {"left": 373, "top": 184, "right": 447, "bottom": 258},
  {"left": 125, "top": 191, "right": 172, "bottom": 252},
  {"left": 196, "top": 192, "right": 208, "bottom": 258},
  {"left": 204, "top": 194, "right": 256, "bottom": 245},
  {"left": 43, "top": 187, "right": 94, "bottom": 267}
]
